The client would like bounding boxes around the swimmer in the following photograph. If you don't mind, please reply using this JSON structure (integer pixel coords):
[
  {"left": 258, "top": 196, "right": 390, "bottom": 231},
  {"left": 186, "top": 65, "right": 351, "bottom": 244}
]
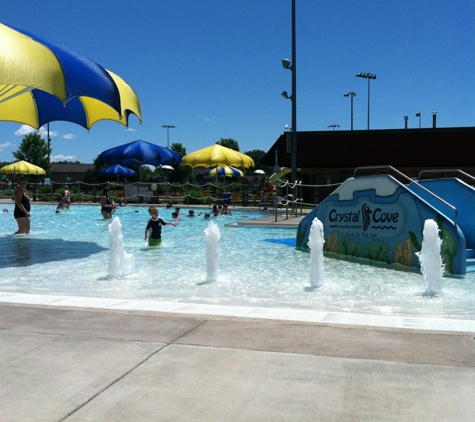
[{"left": 144, "top": 206, "right": 176, "bottom": 246}]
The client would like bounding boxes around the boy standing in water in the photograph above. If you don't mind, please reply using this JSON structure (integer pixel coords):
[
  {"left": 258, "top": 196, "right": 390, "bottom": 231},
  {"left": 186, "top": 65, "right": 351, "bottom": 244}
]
[{"left": 144, "top": 206, "right": 176, "bottom": 246}]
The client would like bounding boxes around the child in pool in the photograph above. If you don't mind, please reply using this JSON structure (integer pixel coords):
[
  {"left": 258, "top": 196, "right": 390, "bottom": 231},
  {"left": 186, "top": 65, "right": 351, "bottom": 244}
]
[{"left": 144, "top": 206, "right": 176, "bottom": 246}]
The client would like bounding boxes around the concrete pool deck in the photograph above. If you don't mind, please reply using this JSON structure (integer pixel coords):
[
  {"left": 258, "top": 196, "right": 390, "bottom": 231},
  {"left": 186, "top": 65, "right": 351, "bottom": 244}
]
[
  {"left": 1, "top": 302, "right": 474, "bottom": 422},
  {"left": 1, "top": 206, "right": 474, "bottom": 420}
]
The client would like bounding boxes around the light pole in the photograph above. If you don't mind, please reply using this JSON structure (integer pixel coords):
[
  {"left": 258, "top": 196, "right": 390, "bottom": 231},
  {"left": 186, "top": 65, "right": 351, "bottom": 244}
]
[
  {"left": 415, "top": 112, "right": 421, "bottom": 128},
  {"left": 162, "top": 124, "right": 175, "bottom": 148},
  {"left": 281, "top": 0, "right": 297, "bottom": 184},
  {"left": 356, "top": 72, "right": 376, "bottom": 130},
  {"left": 327, "top": 124, "right": 340, "bottom": 131},
  {"left": 343, "top": 91, "right": 356, "bottom": 130}
]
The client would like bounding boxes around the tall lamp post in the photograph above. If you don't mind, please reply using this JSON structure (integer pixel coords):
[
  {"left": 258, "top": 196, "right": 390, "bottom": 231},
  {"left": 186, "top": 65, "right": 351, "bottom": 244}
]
[
  {"left": 162, "top": 124, "right": 175, "bottom": 148},
  {"left": 356, "top": 72, "right": 376, "bottom": 130},
  {"left": 343, "top": 91, "right": 356, "bottom": 130},
  {"left": 281, "top": 0, "right": 297, "bottom": 184}
]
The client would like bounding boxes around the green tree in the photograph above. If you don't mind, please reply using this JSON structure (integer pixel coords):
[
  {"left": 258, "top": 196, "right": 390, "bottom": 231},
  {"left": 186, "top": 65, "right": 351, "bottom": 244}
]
[
  {"left": 216, "top": 138, "right": 240, "bottom": 151},
  {"left": 84, "top": 156, "right": 108, "bottom": 184},
  {"left": 13, "top": 133, "right": 52, "bottom": 174},
  {"left": 170, "top": 142, "right": 191, "bottom": 183}
]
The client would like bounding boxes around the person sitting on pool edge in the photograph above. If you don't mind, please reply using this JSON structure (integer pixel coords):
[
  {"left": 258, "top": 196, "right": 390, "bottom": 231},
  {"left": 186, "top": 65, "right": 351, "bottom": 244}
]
[
  {"left": 144, "top": 206, "right": 176, "bottom": 246},
  {"left": 100, "top": 187, "right": 118, "bottom": 219}
]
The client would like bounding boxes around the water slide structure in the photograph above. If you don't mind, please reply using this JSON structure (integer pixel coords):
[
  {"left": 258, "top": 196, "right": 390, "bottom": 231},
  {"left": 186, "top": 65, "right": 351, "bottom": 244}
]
[
  {"left": 269, "top": 167, "right": 292, "bottom": 184},
  {"left": 296, "top": 166, "right": 475, "bottom": 276}
]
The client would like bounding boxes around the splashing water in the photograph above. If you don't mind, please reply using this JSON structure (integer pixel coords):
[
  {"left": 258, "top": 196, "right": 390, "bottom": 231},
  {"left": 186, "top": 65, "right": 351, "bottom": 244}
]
[
  {"left": 308, "top": 217, "right": 325, "bottom": 289},
  {"left": 417, "top": 219, "right": 444, "bottom": 296},
  {"left": 204, "top": 220, "right": 220, "bottom": 283},
  {"left": 108, "top": 217, "right": 134, "bottom": 278}
]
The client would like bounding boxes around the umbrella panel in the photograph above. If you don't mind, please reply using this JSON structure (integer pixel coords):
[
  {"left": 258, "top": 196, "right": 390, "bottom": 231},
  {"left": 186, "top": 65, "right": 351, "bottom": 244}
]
[
  {"left": 98, "top": 164, "right": 137, "bottom": 178},
  {"left": 205, "top": 166, "right": 243, "bottom": 177},
  {"left": 99, "top": 140, "right": 181, "bottom": 167},
  {"left": 182, "top": 144, "right": 254, "bottom": 168},
  {"left": 0, "top": 160, "right": 46, "bottom": 176},
  {"left": 0, "top": 23, "right": 121, "bottom": 111}
]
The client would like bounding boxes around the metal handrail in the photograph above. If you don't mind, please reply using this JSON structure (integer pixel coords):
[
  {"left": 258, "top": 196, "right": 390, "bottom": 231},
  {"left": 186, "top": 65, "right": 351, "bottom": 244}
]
[
  {"left": 353, "top": 165, "right": 459, "bottom": 226},
  {"left": 417, "top": 168, "right": 475, "bottom": 185}
]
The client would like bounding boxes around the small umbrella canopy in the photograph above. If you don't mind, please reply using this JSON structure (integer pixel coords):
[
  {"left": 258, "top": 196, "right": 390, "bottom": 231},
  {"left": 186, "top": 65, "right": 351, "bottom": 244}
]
[
  {"left": 0, "top": 160, "right": 45, "bottom": 175},
  {"left": 98, "top": 140, "right": 182, "bottom": 167},
  {"left": 182, "top": 144, "right": 254, "bottom": 168},
  {"left": 0, "top": 23, "right": 121, "bottom": 112},
  {"left": 141, "top": 164, "right": 156, "bottom": 172},
  {"left": 205, "top": 166, "right": 244, "bottom": 178},
  {"left": 159, "top": 165, "right": 174, "bottom": 171},
  {"left": 253, "top": 169, "right": 266, "bottom": 174},
  {"left": 98, "top": 164, "right": 137, "bottom": 178}
]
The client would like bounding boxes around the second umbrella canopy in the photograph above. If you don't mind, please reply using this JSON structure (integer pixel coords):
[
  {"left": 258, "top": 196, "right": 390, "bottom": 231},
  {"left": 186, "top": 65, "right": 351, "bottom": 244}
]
[
  {"left": 182, "top": 144, "right": 254, "bottom": 168},
  {"left": 98, "top": 140, "right": 181, "bottom": 167}
]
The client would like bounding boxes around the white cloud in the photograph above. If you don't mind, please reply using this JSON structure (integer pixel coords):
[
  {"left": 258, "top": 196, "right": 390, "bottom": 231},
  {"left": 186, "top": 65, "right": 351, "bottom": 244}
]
[
  {"left": 14, "top": 125, "right": 37, "bottom": 136},
  {"left": 51, "top": 154, "right": 77, "bottom": 162},
  {"left": 14, "top": 125, "right": 59, "bottom": 138},
  {"left": 125, "top": 127, "right": 136, "bottom": 132},
  {"left": 39, "top": 126, "right": 58, "bottom": 138},
  {"left": 197, "top": 115, "right": 212, "bottom": 122},
  {"left": 62, "top": 133, "right": 77, "bottom": 140},
  {"left": 0, "top": 141, "right": 13, "bottom": 151}
]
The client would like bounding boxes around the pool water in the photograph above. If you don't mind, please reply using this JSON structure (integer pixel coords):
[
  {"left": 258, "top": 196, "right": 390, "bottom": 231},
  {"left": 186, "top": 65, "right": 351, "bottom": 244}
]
[{"left": 0, "top": 204, "right": 474, "bottom": 319}]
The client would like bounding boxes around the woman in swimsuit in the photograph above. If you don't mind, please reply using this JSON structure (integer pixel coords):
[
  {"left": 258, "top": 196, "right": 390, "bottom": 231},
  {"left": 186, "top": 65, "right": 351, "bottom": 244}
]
[
  {"left": 63, "top": 185, "right": 71, "bottom": 208},
  {"left": 100, "top": 187, "right": 117, "bottom": 219},
  {"left": 13, "top": 178, "right": 31, "bottom": 234}
]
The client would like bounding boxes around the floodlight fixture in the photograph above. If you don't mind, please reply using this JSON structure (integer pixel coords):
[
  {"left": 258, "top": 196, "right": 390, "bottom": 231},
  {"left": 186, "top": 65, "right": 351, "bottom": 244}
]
[
  {"left": 356, "top": 72, "right": 377, "bottom": 129},
  {"left": 282, "top": 58, "right": 292, "bottom": 70},
  {"left": 281, "top": 90, "right": 292, "bottom": 100},
  {"left": 162, "top": 124, "right": 175, "bottom": 148},
  {"left": 343, "top": 91, "right": 356, "bottom": 130}
]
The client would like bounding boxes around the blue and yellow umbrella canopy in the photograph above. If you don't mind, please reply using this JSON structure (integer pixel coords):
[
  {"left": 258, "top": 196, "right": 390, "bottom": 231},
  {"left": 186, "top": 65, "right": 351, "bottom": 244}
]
[{"left": 0, "top": 23, "right": 141, "bottom": 129}]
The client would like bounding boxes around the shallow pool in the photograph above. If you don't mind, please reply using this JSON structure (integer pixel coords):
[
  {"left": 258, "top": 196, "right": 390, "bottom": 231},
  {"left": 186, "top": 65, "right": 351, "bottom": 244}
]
[{"left": 0, "top": 204, "right": 473, "bottom": 320}]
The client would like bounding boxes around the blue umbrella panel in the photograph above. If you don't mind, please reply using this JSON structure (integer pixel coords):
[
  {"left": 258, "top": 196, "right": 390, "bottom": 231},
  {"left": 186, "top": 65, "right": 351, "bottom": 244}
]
[
  {"left": 98, "top": 164, "right": 137, "bottom": 178},
  {"left": 98, "top": 140, "right": 182, "bottom": 167}
]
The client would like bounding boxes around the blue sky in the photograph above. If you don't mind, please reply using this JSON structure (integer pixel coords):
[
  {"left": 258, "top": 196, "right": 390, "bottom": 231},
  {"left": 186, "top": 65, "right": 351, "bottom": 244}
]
[{"left": 1, "top": 0, "right": 474, "bottom": 163}]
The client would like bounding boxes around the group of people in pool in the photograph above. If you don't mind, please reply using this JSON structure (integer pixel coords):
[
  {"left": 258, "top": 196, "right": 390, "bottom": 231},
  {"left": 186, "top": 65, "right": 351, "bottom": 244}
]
[
  {"left": 11, "top": 182, "right": 235, "bottom": 242},
  {"left": 143, "top": 203, "right": 234, "bottom": 246}
]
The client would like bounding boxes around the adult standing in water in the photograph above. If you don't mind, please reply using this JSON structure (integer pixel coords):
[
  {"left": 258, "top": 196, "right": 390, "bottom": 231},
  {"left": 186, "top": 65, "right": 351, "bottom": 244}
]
[
  {"left": 13, "top": 178, "right": 31, "bottom": 234},
  {"left": 63, "top": 185, "right": 71, "bottom": 209},
  {"left": 100, "top": 187, "right": 117, "bottom": 219}
]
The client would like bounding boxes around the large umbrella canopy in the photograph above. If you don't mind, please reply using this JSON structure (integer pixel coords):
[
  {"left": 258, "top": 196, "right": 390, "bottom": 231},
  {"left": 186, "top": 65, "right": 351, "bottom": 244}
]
[
  {"left": 182, "top": 144, "right": 254, "bottom": 168},
  {"left": 0, "top": 23, "right": 121, "bottom": 113},
  {"left": 0, "top": 160, "right": 45, "bottom": 175},
  {"left": 205, "top": 166, "right": 244, "bottom": 178},
  {"left": 0, "top": 69, "right": 141, "bottom": 130},
  {"left": 98, "top": 140, "right": 182, "bottom": 167},
  {"left": 98, "top": 164, "right": 137, "bottom": 178}
]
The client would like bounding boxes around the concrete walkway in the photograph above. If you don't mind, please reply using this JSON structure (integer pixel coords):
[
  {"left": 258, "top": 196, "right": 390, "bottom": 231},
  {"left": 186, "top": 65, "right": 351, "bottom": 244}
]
[{"left": 1, "top": 302, "right": 474, "bottom": 422}]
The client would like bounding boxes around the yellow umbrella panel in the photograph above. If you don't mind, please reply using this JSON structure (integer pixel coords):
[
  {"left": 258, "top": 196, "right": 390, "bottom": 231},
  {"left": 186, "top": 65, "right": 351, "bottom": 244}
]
[
  {"left": 0, "top": 160, "right": 46, "bottom": 175},
  {"left": 0, "top": 70, "right": 142, "bottom": 130},
  {"left": 182, "top": 144, "right": 254, "bottom": 168}
]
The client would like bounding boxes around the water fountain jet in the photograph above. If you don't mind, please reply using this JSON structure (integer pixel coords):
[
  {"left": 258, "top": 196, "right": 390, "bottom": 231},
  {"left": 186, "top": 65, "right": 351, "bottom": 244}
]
[
  {"left": 203, "top": 220, "right": 220, "bottom": 283},
  {"left": 108, "top": 217, "right": 134, "bottom": 278},
  {"left": 417, "top": 219, "right": 443, "bottom": 296},
  {"left": 307, "top": 217, "right": 325, "bottom": 289}
]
